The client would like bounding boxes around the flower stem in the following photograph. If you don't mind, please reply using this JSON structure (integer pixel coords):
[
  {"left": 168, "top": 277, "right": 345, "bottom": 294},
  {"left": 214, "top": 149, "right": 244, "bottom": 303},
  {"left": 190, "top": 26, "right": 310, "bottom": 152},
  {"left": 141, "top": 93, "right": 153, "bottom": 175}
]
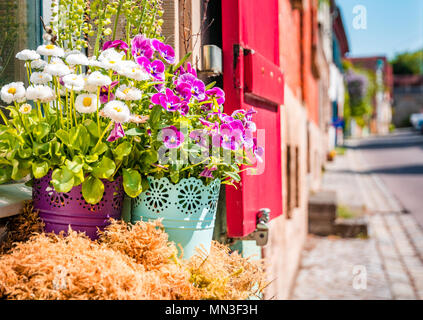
[
  {"left": 112, "top": 2, "right": 123, "bottom": 41},
  {"left": 96, "top": 87, "right": 101, "bottom": 135},
  {"left": 0, "top": 108, "right": 9, "bottom": 125},
  {"left": 94, "top": 121, "right": 113, "bottom": 149}
]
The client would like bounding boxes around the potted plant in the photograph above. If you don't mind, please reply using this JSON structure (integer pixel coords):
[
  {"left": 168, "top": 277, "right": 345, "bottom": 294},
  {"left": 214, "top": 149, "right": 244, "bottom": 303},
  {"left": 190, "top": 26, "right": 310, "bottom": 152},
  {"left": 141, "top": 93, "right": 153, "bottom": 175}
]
[
  {"left": 0, "top": 0, "right": 164, "bottom": 239},
  {"left": 0, "top": 0, "right": 264, "bottom": 253},
  {"left": 127, "top": 53, "right": 264, "bottom": 258}
]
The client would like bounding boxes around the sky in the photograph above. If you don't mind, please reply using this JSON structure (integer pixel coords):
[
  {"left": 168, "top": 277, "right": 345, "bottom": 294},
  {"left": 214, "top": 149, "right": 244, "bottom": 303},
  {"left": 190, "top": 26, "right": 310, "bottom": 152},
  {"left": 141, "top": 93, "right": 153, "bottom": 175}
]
[{"left": 337, "top": 0, "right": 423, "bottom": 60}]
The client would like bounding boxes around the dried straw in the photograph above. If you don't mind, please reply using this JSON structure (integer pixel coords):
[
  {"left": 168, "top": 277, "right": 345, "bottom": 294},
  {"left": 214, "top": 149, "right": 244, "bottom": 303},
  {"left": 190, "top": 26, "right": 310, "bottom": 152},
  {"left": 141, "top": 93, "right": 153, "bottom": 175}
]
[{"left": 0, "top": 205, "right": 266, "bottom": 300}]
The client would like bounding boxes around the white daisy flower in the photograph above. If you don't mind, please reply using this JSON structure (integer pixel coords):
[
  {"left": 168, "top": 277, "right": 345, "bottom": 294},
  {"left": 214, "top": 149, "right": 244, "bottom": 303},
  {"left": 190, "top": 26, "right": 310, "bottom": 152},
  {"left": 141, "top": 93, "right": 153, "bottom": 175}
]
[
  {"left": 88, "top": 57, "right": 102, "bottom": 68},
  {"left": 36, "top": 44, "right": 65, "bottom": 57},
  {"left": 16, "top": 49, "right": 40, "bottom": 61},
  {"left": 98, "top": 48, "right": 125, "bottom": 62},
  {"left": 62, "top": 74, "right": 85, "bottom": 92},
  {"left": 30, "top": 72, "right": 53, "bottom": 85},
  {"left": 65, "top": 53, "right": 89, "bottom": 66},
  {"left": 75, "top": 94, "right": 98, "bottom": 114},
  {"left": 19, "top": 103, "right": 32, "bottom": 114},
  {"left": 87, "top": 71, "right": 112, "bottom": 87},
  {"left": 116, "top": 85, "right": 142, "bottom": 101},
  {"left": 31, "top": 59, "right": 47, "bottom": 70},
  {"left": 101, "top": 58, "right": 124, "bottom": 72},
  {"left": 26, "top": 85, "right": 55, "bottom": 103},
  {"left": 103, "top": 100, "right": 130, "bottom": 123},
  {"left": 1, "top": 82, "right": 26, "bottom": 104},
  {"left": 120, "top": 64, "right": 150, "bottom": 81},
  {"left": 44, "top": 58, "right": 71, "bottom": 77},
  {"left": 82, "top": 75, "right": 98, "bottom": 93}
]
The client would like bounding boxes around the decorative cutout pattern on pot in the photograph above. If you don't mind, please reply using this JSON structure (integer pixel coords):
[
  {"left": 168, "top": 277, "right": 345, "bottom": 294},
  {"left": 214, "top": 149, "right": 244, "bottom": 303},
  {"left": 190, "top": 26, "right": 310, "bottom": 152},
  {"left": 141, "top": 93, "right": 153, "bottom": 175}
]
[
  {"left": 33, "top": 174, "right": 124, "bottom": 213},
  {"left": 134, "top": 177, "right": 220, "bottom": 216},
  {"left": 32, "top": 172, "right": 124, "bottom": 240}
]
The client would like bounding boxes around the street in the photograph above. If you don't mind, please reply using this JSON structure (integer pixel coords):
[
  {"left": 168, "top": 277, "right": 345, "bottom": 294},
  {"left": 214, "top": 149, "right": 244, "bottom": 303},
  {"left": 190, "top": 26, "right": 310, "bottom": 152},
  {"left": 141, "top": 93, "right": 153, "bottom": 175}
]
[
  {"left": 354, "top": 129, "right": 423, "bottom": 228},
  {"left": 292, "top": 131, "right": 423, "bottom": 300}
]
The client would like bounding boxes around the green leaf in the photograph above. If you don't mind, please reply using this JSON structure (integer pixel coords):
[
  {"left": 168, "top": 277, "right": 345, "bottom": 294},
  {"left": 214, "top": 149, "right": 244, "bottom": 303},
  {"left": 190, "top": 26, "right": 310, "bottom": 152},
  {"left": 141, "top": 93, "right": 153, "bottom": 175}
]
[
  {"left": 18, "top": 147, "right": 32, "bottom": 159},
  {"left": 55, "top": 129, "right": 69, "bottom": 145},
  {"left": 82, "top": 176, "right": 104, "bottom": 204},
  {"left": 65, "top": 158, "right": 84, "bottom": 173},
  {"left": 11, "top": 159, "right": 31, "bottom": 181},
  {"left": 85, "top": 154, "right": 99, "bottom": 163},
  {"left": 149, "top": 105, "right": 162, "bottom": 128},
  {"left": 33, "top": 142, "right": 50, "bottom": 156},
  {"left": 205, "top": 81, "right": 216, "bottom": 90},
  {"left": 0, "top": 166, "right": 12, "bottom": 184},
  {"left": 113, "top": 141, "right": 132, "bottom": 161},
  {"left": 174, "top": 52, "right": 192, "bottom": 71},
  {"left": 91, "top": 142, "right": 108, "bottom": 156},
  {"left": 225, "top": 171, "right": 241, "bottom": 182},
  {"left": 141, "top": 149, "right": 158, "bottom": 166},
  {"left": 92, "top": 156, "right": 116, "bottom": 179},
  {"left": 84, "top": 119, "right": 100, "bottom": 138},
  {"left": 123, "top": 168, "right": 143, "bottom": 198},
  {"left": 51, "top": 167, "right": 75, "bottom": 193},
  {"left": 32, "top": 161, "right": 49, "bottom": 179},
  {"left": 69, "top": 125, "right": 90, "bottom": 154},
  {"left": 125, "top": 128, "right": 143, "bottom": 136},
  {"left": 33, "top": 122, "right": 50, "bottom": 141},
  {"left": 170, "top": 170, "right": 179, "bottom": 184}
]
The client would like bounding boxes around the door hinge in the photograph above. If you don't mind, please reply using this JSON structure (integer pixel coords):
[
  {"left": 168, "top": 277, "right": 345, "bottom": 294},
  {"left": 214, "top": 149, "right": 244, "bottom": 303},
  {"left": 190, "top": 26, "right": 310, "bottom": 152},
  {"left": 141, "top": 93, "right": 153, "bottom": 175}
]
[{"left": 229, "top": 208, "right": 270, "bottom": 246}]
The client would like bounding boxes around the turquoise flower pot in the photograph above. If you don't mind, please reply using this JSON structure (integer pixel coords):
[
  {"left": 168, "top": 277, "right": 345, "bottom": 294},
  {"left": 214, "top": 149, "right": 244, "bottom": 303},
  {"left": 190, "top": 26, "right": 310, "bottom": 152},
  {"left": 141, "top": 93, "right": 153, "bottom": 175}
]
[{"left": 132, "top": 176, "right": 221, "bottom": 259}]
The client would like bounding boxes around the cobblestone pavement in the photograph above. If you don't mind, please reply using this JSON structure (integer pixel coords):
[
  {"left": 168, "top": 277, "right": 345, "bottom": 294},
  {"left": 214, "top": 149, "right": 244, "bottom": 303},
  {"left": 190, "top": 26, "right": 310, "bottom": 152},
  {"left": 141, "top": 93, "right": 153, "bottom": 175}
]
[{"left": 291, "top": 143, "right": 423, "bottom": 300}]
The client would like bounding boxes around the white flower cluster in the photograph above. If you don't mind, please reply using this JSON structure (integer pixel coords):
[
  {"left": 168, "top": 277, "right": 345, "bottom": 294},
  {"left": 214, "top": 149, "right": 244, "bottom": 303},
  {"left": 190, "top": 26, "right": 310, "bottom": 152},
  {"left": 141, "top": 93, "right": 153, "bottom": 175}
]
[{"left": 1, "top": 45, "right": 151, "bottom": 124}]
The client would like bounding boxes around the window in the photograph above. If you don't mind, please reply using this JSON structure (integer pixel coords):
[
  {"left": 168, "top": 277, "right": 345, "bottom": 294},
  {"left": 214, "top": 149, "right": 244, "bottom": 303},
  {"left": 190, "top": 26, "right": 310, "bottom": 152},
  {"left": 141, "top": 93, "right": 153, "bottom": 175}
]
[{"left": 0, "top": 0, "right": 42, "bottom": 87}]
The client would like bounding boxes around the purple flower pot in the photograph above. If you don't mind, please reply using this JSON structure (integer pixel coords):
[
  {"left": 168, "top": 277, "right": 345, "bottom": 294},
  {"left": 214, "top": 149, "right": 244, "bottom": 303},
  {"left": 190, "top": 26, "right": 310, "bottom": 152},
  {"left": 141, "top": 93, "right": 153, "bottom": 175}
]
[{"left": 32, "top": 172, "right": 124, "bottom": 240}]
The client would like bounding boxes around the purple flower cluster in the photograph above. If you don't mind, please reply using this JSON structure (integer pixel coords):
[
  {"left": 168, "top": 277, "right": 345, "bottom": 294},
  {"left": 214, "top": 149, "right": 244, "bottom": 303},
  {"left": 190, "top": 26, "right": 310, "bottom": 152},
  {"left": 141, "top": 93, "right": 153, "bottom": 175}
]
[{"left": 131, "top": 35, "right": 176, "bottom": 81}]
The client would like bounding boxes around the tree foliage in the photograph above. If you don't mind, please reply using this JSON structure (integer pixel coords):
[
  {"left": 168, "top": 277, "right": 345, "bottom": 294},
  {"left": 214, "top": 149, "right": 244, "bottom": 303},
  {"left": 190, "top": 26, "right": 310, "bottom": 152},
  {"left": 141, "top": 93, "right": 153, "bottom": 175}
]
[{"left": 390, "top": 49, "right": 423, "bottom": 75}]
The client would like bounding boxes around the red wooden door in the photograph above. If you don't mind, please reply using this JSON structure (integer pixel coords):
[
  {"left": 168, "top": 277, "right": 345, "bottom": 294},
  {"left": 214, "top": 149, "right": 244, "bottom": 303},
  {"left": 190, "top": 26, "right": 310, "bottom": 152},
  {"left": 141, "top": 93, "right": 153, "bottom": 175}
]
[{"left": 222, "top": 0, "right": 284, "bottom": 237}]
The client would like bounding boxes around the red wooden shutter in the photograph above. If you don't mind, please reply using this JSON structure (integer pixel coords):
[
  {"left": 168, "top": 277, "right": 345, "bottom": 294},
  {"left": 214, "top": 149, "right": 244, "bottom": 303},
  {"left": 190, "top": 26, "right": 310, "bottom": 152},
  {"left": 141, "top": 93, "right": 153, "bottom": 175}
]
[{"left": 222, "top": 0, "right": 284, "bottom": 237}]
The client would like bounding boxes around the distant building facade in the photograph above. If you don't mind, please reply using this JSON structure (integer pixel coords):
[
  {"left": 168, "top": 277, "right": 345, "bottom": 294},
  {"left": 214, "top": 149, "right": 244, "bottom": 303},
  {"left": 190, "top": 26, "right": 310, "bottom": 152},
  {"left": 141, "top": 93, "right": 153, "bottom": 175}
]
[
  {"left": 392, "top": 75, "right": 423, "bottom": 127},
  {"left": 347, "top": 56, "right": 393, "bottom": 135}
]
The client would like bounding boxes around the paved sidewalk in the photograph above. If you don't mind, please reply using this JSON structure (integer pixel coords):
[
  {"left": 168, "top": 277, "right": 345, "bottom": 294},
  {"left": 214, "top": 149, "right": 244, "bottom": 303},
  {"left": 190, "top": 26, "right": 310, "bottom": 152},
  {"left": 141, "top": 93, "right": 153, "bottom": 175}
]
[{"left": 291, "top": 145, "right": 423, "bottom": 300}]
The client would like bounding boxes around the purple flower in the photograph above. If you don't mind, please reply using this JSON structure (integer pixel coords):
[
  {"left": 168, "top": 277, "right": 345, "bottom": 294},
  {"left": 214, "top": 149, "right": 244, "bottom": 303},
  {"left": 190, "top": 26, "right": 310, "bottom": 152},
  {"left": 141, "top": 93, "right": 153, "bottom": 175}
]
[
  {"left": 253, "top": 138, "right": 264, "bottom": 163},
  {"left": 175, "top": 82, "right": 192, "bottom": 101},
  {"left": 99, "top": 81, "right": 118, "bottom": 104},
  {"left": 179, "top": 101, "right": 189, "bottom": 115},
  {"left": 176, "top": 62, "right": 197, "bottom": 77},
  {"left": 151, "top": 88, "right": 181, "bottom": 112},
  {"left": 199, "top": 117, "right": 214, "bottom": 127},
  {"left": 162, "top": 126, "right": 184, "bottom": 149},
  {"left": 242, "top": 129, "right": 254, "bottom": 149},
  {"left": 176, "top": 73, "right": 206, "bottom": 100},
  {"left": 206, "top": 87, "right": 225, "bottom": 105},
  {"left": 200, "top": 166, "right": 217, "bottom": 178},
  {"left": 189, "top": 129, "right": 209, "bottom": 148},
  {"left": 131, "top": 35, "right": 153, "bottom": 59},
  {"left": 152, "top": 39, "right": 175, "bottom": 64},
  {"left": 107, "top": 122, "right": 125, "bottom": 142},
  {"left": 212, "top": 122, "right": 243, "bottom": 151},
  {"left": 137, "top": 57, "right": 165, "bottom": 80},
  {"left": 103, "top": 40, "right": 129, "bottom": 53},
  {"left": 245, "top": 120, "right": 257, "bottom": 132},
  {"left": 245, "top": 107, "right": 257, "bottom": 121}
]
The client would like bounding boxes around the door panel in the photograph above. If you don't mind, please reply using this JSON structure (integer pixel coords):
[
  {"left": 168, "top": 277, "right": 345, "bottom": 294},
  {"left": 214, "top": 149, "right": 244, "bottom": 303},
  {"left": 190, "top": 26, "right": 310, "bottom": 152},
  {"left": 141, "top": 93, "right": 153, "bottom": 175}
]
[{"left": 222, "top": 0, "right": 284, "bottom": 237}]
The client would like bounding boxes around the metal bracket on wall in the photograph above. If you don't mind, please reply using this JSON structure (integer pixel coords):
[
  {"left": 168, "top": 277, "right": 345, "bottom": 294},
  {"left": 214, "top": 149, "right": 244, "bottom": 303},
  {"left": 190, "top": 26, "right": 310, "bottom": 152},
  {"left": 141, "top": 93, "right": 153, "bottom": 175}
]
[
  {"left": 229, "top": 208, "right": 270, "bottom": 246},
  {"left": 199, "top": 44, "right": 223, "bottom": 76}
]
